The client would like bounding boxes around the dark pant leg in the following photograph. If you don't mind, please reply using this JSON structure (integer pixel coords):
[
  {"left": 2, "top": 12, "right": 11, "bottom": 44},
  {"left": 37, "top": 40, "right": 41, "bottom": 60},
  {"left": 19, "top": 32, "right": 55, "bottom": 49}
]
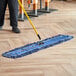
[
  {"left": 8, "top": 0, "right": 18, "bottom": 28},
  {"left": 0, "top": 0, "right": 7, "bottom": 26}
]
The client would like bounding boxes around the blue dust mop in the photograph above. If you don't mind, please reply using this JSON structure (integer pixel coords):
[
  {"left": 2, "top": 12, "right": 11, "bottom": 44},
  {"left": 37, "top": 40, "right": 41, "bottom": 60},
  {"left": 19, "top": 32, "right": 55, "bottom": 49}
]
[{"left": 2, "top": 34, "right": 73, "bottom": 59}]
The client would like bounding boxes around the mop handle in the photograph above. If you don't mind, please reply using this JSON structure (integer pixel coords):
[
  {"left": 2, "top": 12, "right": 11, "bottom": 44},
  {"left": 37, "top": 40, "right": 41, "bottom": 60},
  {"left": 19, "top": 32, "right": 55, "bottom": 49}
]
[{"left": 18, "top": 0, "right": 41, "bottom": 40}]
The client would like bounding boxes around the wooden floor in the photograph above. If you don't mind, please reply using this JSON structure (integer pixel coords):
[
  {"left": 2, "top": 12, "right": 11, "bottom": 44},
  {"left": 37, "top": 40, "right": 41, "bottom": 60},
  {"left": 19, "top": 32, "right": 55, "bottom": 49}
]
[{"left": 0, "top": 1, "right": 76, "bottom": 76}]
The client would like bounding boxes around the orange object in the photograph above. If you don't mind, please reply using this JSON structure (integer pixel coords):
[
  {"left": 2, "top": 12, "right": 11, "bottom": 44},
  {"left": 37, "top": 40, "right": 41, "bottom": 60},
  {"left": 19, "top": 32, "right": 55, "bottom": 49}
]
[
  {"left": 33, "top": 0, "right": 37, "bottom": 10},
  {"left": 33, "top": 4, "right": 37, "bottom": 10},
  {"left": 45, "top": 0, "right": 49, "bottom": 7},
  {"left": 27, "top": 0, "right": 31, "bottom": 5},
  {"left": 19, "top": 0, "right": 22, "bottom": 14}
]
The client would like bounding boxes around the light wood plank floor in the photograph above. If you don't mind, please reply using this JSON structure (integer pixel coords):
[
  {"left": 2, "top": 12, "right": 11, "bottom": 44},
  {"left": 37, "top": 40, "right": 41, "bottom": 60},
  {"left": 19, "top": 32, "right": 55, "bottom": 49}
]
[{"left": 0, "top": 1, "right": 76, "bottom": 76}]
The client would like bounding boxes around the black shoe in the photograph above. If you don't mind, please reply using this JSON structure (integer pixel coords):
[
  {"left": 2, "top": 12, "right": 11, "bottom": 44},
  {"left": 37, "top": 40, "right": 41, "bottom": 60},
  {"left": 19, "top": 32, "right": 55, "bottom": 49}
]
[{"left": 12, "top": 27, "right": 20, "bottom": 33}]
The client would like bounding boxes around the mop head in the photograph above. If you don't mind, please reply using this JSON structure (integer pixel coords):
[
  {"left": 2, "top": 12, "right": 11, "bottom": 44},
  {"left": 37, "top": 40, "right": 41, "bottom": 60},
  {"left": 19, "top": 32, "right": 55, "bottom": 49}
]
[{"left": 2, "top": 34, "right": 73, "bottom": 59}]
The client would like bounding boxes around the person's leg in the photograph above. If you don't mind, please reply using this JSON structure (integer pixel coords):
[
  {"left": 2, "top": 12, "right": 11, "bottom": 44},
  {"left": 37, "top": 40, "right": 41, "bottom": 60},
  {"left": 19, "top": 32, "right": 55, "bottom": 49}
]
[
  {"left": 0, "top": 0, "right": 7, "bottom": 30},
  {"left": 8, "top": 0, "right": 20, "bottom": 33}
]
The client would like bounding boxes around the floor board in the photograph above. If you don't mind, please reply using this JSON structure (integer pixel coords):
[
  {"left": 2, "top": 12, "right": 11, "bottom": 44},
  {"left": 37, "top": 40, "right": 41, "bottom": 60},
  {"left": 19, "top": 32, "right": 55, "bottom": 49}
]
[{"left": 0, "top": 1, "right": 76, "bottom": 76}]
